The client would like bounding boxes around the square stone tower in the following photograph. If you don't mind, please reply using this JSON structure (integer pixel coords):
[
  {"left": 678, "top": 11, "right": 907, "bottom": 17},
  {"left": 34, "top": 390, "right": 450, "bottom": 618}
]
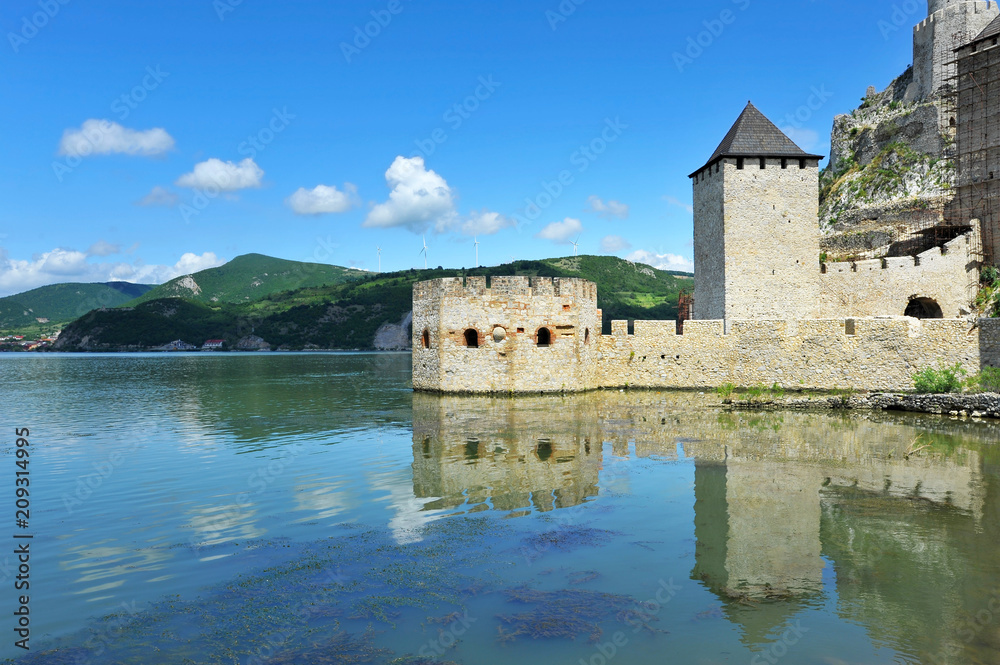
[{"left": 690, "top": 102, "right": 823, "bottom": 321}]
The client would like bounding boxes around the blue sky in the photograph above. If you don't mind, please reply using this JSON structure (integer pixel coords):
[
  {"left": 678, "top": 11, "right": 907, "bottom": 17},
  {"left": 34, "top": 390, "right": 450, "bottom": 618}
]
[{"left": 0, "top": 0, "right": 922, "bottom": 296}]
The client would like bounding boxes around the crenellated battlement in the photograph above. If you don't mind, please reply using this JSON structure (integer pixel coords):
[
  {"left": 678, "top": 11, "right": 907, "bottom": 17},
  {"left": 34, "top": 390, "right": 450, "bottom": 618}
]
[
  {"left": 413, "top": 276, "right": 598, "bottom": 303},
  {"left": 606, "top": 316, "right": 971, "bottom": 343},
  {"left": 594, "top": 315, "right": 990, "bottom": 392}
]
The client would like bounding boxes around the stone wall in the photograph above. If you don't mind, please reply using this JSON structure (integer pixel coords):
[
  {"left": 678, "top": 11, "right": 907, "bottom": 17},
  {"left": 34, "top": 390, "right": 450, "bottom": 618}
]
[
  {"left": 412, "top": 276, "right": 601, "bottom": 394},
  {"left": 596, "top": 317, "right": 994, "bottom": 392},
  {"left": 819, "top": 230, "right": 979, "bottom": 317},
  {"left": 415, "top": 277, "right": 1000, "bottom": 394},
  {"left": 692, "top": 157, "right": 822, "bottom": 321}
]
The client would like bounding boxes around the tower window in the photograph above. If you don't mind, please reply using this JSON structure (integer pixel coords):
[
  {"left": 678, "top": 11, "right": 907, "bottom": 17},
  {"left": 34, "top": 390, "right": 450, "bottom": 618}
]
[
  {"left": 950, "top": 117, "right": 956, "bottom": 127},
  {"left": 799, "top": 159, "right": 806, "bottom": 169},
  {"left": 715, "top": 162, "right": 720, "bottom": 173},
  {"left": 464, "top": 329, "right": 479, "bottom": 348},
  {"left": 737, "top": 158, "right": 745, "bottom": 170},
  {"left": 759, "top": 157, "right": 766, "bottom": 169},
  {"left": 422, "top": 329, "right": 430, "bottom": 349},
  {"left": 781, "top": 158, "right": 788, "bottom": 169},
  {"left": 536, "top": 328, "right": 551, "bottom": 347}
]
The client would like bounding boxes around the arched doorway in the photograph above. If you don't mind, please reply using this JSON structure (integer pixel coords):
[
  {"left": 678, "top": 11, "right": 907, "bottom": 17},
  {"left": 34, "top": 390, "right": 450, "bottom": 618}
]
[
  {"left": 905, "top": 297, "right": 943, "bottom": 319},
  {"left": 537, "top": 328, "right": 551, "bottom": 347},
  {"left": 464, "top": 329, "right": 480, "bottom": 348}
]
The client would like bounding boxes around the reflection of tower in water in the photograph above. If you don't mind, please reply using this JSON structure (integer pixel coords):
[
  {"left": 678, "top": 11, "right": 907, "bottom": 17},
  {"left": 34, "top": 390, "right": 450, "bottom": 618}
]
[
  {"left": 410, "top": 391, "right": 997, "bottom": 660},
  {"left": 410, "top": 394, "right": 602, "bottom": 515}
]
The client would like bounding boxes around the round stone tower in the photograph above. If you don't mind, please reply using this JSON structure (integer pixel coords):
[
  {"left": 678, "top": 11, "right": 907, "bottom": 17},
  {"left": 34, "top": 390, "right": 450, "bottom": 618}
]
[
  {"left": 913, "top": 0, "right": 999, "bottom": 101},
  {"left": 929, "top": 0, "right": 958, "bottom": 14}
]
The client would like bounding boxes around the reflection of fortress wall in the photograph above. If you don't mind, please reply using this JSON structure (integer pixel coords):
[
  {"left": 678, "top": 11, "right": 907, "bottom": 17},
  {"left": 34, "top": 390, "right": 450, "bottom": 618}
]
[
  {"left": 410, "top": 394, "right": 602, "bottom": 513},
  {"left": 410, "top": 390, "right": 996, "bottom": 660},
  {"left": 413, "top": 277, "right": 601, "bottom": 394}
]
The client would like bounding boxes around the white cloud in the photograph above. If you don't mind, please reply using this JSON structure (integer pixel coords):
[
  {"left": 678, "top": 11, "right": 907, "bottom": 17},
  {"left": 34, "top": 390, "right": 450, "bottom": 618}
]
[
  {"left": 587, "top": 196, "right": 629, "bottom": 220},
  {"left": 600, "top": 235, "right": 632, "bottom": 253},
  {"left": 460, "top": 209, "right": 516, "bottom": 236},
  {"left": 627, "top": 250, "right": 694, "bottom": 274},
  {"left": 663, "top": 196, "right": 693, "bottom": 215},
  {"left": 0, "top": 249, "right": 226, "bottom": 297},
  {"left": 176, "top": 158, "right": 264, "bottom": 192},
  {"left": 87, "top": 241, "right": 121, "bottom": 257},
  {"left": 780, "top": 126, "right": 821, "bottom": 152},
  {"left": 286, "top": 183, "right": 359, "bottom": 215},
  {"left": 170, "top": 252, "right": 226, "bottom": 277},
  {"left": 136, "top": 186, "right": 180, "bottom": 208},
  {"left": 363, "top": 156, "right": 458, "bottom": 232},
  {"left": 536, "top": 218, "right": 583, "bottom": 244},
  {"left": 58, "top": 120, "right": 175, "bottom": 158}
]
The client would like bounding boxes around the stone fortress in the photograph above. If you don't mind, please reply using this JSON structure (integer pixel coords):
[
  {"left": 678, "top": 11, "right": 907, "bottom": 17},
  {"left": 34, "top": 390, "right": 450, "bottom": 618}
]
[{"left": 412, "top": 0, "right": 1000, "bottom": 394}]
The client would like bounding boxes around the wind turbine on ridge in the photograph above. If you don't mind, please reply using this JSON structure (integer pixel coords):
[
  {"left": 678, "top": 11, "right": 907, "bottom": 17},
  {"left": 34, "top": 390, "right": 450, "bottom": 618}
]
[
  {"left": 420, "top": 236, "right": 428, "bottom": 270},
  {"left": 376, "top": 246, "right": 382, "bottom": 273},
  {"left": 572, "top": 236, "right": 581, "bottom": 257}
]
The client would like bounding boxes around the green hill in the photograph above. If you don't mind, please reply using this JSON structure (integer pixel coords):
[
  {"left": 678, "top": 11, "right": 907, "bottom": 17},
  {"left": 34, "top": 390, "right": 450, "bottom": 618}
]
[
  {"left": 53, "top": 255, "right": 692, "bottom": 351},
  {"left": 0, "top": 282, "right": 154, "bottom": 334},
  {"left": 129, "top": 253, "right": 367, "bottom": 305}
]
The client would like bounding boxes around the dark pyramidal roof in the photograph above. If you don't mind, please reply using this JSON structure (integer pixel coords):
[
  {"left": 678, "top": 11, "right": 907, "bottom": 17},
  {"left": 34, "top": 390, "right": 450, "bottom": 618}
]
[
  {"left": 972, "top": 14, "right": 1000, "bottom": 44},
  {"left": 690, "top": 102, "right": 824, "bottom": 177}
]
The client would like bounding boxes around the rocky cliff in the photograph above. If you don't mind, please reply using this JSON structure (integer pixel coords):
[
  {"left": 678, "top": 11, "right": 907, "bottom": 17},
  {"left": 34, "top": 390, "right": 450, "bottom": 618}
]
[{"left": 819, "top": 67, "right": 956, "bottom": 260}]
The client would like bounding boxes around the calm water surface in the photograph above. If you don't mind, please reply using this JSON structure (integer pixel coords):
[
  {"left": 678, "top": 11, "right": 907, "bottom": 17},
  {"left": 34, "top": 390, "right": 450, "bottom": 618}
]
[{"left": 1, "top": 353, "right": 999, "bottom": 664}]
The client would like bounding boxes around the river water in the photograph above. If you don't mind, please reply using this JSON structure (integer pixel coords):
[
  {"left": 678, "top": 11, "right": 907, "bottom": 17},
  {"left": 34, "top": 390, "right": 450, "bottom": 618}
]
[{"left": 1, "top": 352, "right": 998, "bottom": 664}]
